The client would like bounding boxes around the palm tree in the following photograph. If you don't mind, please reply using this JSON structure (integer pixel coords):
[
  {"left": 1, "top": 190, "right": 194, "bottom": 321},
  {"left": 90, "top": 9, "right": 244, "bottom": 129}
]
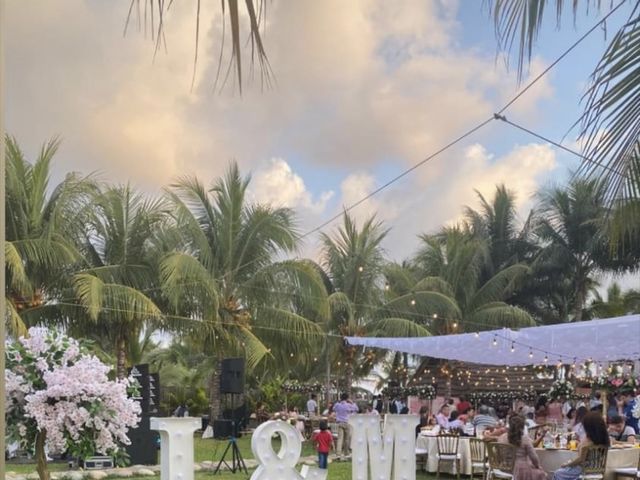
[
  {"left": 320, "top": 213, "right": 433, "bottom": 395},
  {"left": 413, "top": 226, "right": 536, "bottom": 331},
  {"left": 5, "top": 135, "right": 95, "bottom": 336},
  {"left": 489, "top": 1, "right": 640, "bottom": 200},
  {"left": 586, "top": 282, "right": 640, "bottom": 319},
  {"left": 72, "top": 185, "right": 166, "bottom": 378},
  {"left": 534, "top": 178, "right": 624, "bottom": 321},
  {"left": 159, "top": 162, "right": 329, "bottom": 419},
  {"left": 464, "top": 184, "right": 537, "bottom": 277}
]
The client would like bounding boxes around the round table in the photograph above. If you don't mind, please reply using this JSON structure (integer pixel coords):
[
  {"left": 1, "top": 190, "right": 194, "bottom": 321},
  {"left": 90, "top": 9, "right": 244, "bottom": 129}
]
[
  {"left": 535, "top": 447, "right": 639, "bottom": 480},
  {"left": 416, "top": 435, "right": 473, "bottom": 475}
]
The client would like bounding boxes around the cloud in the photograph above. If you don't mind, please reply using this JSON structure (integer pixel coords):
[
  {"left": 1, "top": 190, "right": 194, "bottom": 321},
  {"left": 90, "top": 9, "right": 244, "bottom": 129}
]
[
  {"left": 6, "top": 0, "right": 560, "bottom": 260},
  {"left": 251, "top": 158, "right": 333, "bottom": 214}
]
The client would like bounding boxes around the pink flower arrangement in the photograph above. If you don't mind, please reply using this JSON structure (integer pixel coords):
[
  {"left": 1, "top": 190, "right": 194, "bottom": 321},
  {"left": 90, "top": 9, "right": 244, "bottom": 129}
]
[{"left": 5, "top": 327, "right": 141, "bottom": 460}]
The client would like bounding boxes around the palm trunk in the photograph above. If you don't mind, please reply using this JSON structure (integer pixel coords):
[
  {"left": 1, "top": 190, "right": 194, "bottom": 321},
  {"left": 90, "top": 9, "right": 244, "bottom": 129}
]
[
  {"left": 35, "top": 429, "right": 50, "bottom": 480},
  {"left": 116, "top": 335, "right": 127, "bottom": 379},
  {"left": 574, "top": 284, "right": 585, "bottom": 321},
  {"left": 325, "top": 354, "right": 332, "bottom": 409},
  {"left": 209, "top": 357, "right": 223, "bottom": 420},
  {"left": 345, "top": 360, "right": 354, "bottom": 398}
]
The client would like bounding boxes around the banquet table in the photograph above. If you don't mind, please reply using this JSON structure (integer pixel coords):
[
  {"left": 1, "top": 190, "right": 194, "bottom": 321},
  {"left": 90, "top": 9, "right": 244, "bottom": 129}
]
[
  {"left": 535, "top": 447, "right": 639, "bottom": 480},
  {"left": 416, "top": 435, "right": 473, "bottom": 475}
]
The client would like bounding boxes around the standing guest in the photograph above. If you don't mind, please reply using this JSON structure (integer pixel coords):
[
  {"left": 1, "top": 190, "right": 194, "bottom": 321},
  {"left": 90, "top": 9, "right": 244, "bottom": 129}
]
[
  {"left": 547, "top": 398, "right": 564, "bottom": 425},
  {"left": 436, "top": 404, "right": 451, "bottom": 429},
  {"left": 495, "top": 415, "right": 547, "bottom": 480},
  {"left": 307, "top": 394, "right": 318, "bottom": 416},
  {"left": 334, "top": 393, "right": 359, "bottom": 461},
  {"left": 312, "top": 420, "right": 334, "bottom": 469},
  {"left": 608, "top": 415, "right": 637, "bottom": 444},
  {"left": 562, "top": 398, "right": 573, "bottom": 421},
  {"left": 619, "top": 392, "right": 639, "bottom": 434},
  {"left": 457, "top": 395, "right": 472, "bottom": 414},
  {"left": 552, "top": 412, "right": 610, "bottom": 480},
  {"left": 448, "top": 398, "right": 458, "bottom": 414},
  {"left": 322, "top": 402, "right": 334, "bottom": 416},
  {"left": 535, "top": 396, "right": 548, "bottom": 425},
  {"left": 606, "top": 393, "right": 618, "bottom": 418},
  {"left": 365, "top": 405, "right": 379, "bottom": 416},
  {"left": 571, "top": 406, "right": 588, "bottom": 442},
  {"left": 372, "top": 395, "right": 383, "bottom": 413}
]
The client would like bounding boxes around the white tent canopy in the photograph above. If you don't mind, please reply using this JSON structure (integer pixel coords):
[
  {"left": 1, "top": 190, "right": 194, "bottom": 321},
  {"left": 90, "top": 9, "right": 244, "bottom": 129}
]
[{"left": 346, "top": 315, "right": 640, "bottom": 366}]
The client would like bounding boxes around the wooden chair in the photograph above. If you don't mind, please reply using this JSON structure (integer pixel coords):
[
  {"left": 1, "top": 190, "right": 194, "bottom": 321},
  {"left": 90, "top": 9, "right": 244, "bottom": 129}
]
[
  {"left": 579, "top": 446, "right": 609, "bottom": 480},
  {"left": 486, "top": 442, "right": 517, "bottom": 480},
  {"left": 436, "top": 433, "right": 461, "bottom": 480},
  {"left": 469, "top": 438, "right": 488, "bottom": 480},
  {"left": 614, "top": 449, "right": 640, "bottom": 480}
]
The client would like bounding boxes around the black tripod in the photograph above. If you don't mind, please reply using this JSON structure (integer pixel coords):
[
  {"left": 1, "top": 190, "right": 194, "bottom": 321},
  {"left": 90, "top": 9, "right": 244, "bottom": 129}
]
[{"left": 213, "top": 436, "right": 247, "bottom": 475}]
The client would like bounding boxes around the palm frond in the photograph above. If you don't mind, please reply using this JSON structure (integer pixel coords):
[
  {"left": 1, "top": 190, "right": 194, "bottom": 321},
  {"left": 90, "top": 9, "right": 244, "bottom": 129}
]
[
  {"left": 467, "top": 302, "right": 536, "bottom": 329},
  {"left": 468, "top": 264, "right": 530, "bottom": 311},
  {"left": 366, "top": 317, "right": 431, "bottom": 338},
  {"left": 123, "top": 0, "right": 273, "bottom": 94},
  {"left": 579, "top": 11, "right": 640, "bottom": 201}
]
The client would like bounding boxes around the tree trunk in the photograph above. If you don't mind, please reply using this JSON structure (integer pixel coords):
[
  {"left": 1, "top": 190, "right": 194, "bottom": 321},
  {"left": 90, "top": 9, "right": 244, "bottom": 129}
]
[
  {"left": 116, "top": 335, "right": 127, "bottom": 379},
  {"left": 325, "top": 354, "right": 332, "bottom": 409},
  {"left": 345, "top": 360, "right": 354, "bottom": 398},
  {"left": 209, "top": 357, "right": 223, "bottom": 421},
  {"left": 574, "top": 283, "right": 585, "bottom": 321},
  {"left": 35, "top": 429, "right": 50, "bottom": 480}
]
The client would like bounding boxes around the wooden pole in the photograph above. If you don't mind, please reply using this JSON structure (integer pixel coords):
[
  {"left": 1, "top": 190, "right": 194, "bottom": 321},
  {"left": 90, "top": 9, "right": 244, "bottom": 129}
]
[{"left": 0, "top": 0, "right": 6, "bottom": 477}]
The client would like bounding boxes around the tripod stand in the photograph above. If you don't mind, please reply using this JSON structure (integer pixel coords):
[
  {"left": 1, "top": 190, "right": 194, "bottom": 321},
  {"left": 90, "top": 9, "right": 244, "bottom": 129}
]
[{"left": 213, "top": 436, "right": 247, "bottom": 475}]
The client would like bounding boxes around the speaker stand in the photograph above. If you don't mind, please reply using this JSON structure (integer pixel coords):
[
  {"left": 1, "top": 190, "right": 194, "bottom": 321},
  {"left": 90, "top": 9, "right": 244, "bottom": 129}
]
[{"left": 213, "top": 437, "right": 248, "bottom": 475}]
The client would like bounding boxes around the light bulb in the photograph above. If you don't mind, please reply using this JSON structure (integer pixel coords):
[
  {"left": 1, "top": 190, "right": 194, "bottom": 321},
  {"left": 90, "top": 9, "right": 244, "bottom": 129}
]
[
  {"left": 358, "top": 266, "right": 364, "bottom": 272},
  {"left": 544, "top": 355, "right": 548, "bottom": 363},
  {"left": 432, "top": 313, "right": 438, "bottom": 319},
  {"left": 410, "top": 299, "right": 416, "bottom": 306},
  {"left": 492, "top": 336, "right": 497, "bottom": 347},
  {"left": 510, "top": 342, "right": 515, "bottom": 353},
  {"left": 474, "top": 332, "right": 479, "bottom": 338},
  {"left": 529, "top": 350, "right": 533, "bottom": 359},
  {"left": 452, "top": 322, "right": 458, "bottom": 329}
]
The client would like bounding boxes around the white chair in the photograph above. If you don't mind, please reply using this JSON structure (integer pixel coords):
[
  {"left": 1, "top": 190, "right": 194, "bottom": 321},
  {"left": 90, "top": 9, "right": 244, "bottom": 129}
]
[
  {"left": 436, "top": 434, "right": 461, "bottom": 480},
  {"left": 470, "top": 438, "right": 489, "bottom": 480},
  {"left": 415, "top": 446, "right": 428, "bottom": 471}
]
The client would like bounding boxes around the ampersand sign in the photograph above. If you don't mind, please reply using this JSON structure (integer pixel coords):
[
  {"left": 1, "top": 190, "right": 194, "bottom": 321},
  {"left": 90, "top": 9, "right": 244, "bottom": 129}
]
[{"left": 251, "top": 420, "right": 327, "bottom": 480}]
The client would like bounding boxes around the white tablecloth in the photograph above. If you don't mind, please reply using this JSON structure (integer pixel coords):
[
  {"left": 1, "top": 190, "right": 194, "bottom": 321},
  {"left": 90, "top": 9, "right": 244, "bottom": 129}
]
[
  {"left": 416, "top": 435, "right": 473, "bottom": 475},
  {"left": 536, "top": 448, "right": 639, "bottom": 480}
]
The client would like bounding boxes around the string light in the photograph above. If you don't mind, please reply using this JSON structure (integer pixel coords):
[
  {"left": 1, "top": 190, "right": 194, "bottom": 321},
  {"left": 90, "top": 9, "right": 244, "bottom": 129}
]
[
  {"left": 384, "top": 283, "right": 390, "bottom": 291},
  {"left": 474, "top": 332, "right": 479, "bottom": 338},
  {"left": 543, "top": 355, "right": 548, "bottom": 363},
  {"left": 410, "top": 299, "right": 416, "bottom": 306},
  {"left": 452, "top": 322, "right": 458, "bottom": 329},
  {"left": 492, "top": 335, "right": 497, "bottom": 347},
  {"left": 529, "top": 349, "right": 533, "bottom": 359},
  {"left": 510, "top": 342, "right": 515, "bottom": 353},
  {"left": 432, "top": 313, "right": 438, "bottom": 319},
  {"left": 358, "top": 266, "right": 364, "bottom": 272}
]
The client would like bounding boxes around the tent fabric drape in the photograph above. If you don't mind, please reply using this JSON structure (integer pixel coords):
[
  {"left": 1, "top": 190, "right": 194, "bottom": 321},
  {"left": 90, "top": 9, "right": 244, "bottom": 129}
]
[{"left": 345, "top": 315, "right": 640, "bottom": 366}]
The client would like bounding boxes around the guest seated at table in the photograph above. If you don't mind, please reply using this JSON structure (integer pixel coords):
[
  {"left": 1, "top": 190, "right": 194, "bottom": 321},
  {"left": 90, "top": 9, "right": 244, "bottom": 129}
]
[
  {"left": 547, "top": 398, "right": 564, "bottom": 425},
  {"left": 436, "top": 404, "right": 451, "bottom": 429},
  {"left": 448, "top": 411, "right": 465, "bottom": 431},
  {"left": 552, "top": 412, "right": 610, "bottom": 480},
  {"left": 495, "top": 415, "right": 547, "bottom": 480},
  {"left": 608, "top": 415, "right": 637, "bottom": 444},
  {"left": 457, "top": 395, "right": 472, "bottom": 414},
  {"left": 416, "top": 406, "right": 430, "bottom": 436},
  {"left": 570, "top": 406, "right": 588, "bottom": 442},
  {"left": 473, "top": 405, "right": 497, "bottom": 433}
]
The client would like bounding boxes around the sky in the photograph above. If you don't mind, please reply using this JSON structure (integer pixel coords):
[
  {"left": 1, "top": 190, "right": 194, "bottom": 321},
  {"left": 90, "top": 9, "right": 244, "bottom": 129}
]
[{"left": 5, "top": 1, "right": 635, "bottom": 272}]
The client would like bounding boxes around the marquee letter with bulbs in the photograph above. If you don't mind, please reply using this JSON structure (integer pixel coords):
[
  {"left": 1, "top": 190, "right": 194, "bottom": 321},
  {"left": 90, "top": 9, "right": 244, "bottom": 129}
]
[
  {"left": 350, "top": 414, "right": 419, "bottom": 480},
  {"left": 152, "top": 417, "right": 421, "bottom": 480}
]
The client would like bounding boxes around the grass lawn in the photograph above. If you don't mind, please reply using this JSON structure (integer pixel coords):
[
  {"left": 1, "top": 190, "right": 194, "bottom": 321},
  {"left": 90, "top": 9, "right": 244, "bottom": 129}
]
[{"left": 7, "top": 435, "right": 442, "bottom": 480}]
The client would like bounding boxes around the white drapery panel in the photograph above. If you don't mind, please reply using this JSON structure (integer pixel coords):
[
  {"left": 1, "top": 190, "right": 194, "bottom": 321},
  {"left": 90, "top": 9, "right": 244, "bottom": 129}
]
[{"left": 345, "top": 315, "right": 640, "bottom": 366}]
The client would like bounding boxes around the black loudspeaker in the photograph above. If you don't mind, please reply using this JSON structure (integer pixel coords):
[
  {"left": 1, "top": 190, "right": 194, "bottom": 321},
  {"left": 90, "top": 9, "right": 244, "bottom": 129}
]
[
  {"left": 220, "top": 358, "right": 245, "bottom": 394},
  {"left": 213, "top": 419, "right": 241, "bottom": 439},
  {"left": 125, "top": 416, "right": 158, "bottom": 465}
]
